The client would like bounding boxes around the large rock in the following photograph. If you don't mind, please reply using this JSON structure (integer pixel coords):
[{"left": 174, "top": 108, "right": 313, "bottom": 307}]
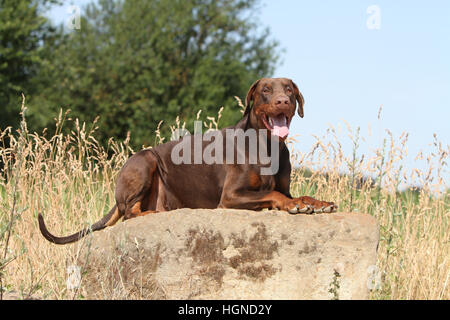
[{"left": 76, "top": 209, "right": 379, "bottom": 300}]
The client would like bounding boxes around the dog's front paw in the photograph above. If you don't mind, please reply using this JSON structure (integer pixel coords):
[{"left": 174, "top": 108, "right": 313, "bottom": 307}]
[
  {"left": 301, "top": 196, "right": 338, "bottom": 214},
  {"left": 283, "top": 197, "right": 338, "bottom": 215},
  {"left": 312, "top": 202, "right": 338, "bottom": 213},
  {"left": 281, "top": 200, "right": 313, "bottom": 215}
]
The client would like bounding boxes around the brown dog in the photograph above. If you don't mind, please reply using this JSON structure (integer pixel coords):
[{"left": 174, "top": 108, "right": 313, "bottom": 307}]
[{"left": 39, "top": 78, "right": 337, "bottom": 244}]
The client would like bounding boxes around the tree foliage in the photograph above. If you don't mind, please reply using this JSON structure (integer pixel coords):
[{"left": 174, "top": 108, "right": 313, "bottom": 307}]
[
  {"left": 0, "top": 0, "right": 58, "bottom": 129},
  {"left": 5, "top": 0, "right": 279, "bottom": 148}
]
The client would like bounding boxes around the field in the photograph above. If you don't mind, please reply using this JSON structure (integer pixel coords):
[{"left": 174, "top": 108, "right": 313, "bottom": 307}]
[{"left": 0, "top": 98, "right": 448, "bottom": 300}]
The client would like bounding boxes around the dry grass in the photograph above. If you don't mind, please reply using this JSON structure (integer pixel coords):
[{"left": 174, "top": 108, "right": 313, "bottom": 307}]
[
  {"left": 288, "top": 124, "right": 449, "bottom": 300},
  {"left": 0, "top": 98, "right": 448, "bottom": 300}
]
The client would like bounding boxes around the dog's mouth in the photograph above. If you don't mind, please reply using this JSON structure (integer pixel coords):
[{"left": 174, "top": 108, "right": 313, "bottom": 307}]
[{"left": 261, "top": 113, "right": 291, "bottom": 139}]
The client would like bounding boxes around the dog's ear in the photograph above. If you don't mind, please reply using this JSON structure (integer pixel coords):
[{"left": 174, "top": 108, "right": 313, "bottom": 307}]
[
  {"left": 291, "top": 80, "right": 305, "bottom": 118},
  {"left": 244, "top": 79, "right": 260, "bottom": 116}
]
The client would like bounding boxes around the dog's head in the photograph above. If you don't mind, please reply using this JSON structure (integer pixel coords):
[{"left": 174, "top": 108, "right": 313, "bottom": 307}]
[{"left": 244, "top": 77, "right": 304, "bottom": 140}]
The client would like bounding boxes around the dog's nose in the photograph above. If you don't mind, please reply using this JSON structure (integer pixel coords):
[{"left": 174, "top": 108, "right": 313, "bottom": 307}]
[{"left": 275, "top": 96, "right": 289, "bottom": 106}]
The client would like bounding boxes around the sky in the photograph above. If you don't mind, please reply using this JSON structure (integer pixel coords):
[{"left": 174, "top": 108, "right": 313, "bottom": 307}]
[{"left": 47, "top": 1, "right": 449, "bottom": 188}]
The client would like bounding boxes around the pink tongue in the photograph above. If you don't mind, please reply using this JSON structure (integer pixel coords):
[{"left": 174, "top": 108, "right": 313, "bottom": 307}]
[{"left": 271, "top": 115, "right": 289, "bottom": 138}]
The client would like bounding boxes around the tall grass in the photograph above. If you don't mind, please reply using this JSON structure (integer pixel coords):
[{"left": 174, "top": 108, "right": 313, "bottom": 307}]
[{"left": 0, "top": 99, "right": 448, "bottom": 300}]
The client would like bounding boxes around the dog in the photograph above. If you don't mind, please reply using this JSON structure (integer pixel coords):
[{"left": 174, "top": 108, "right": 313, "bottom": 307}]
[{"left": 38, "top": 77, "right": 337, "bottom": 244}]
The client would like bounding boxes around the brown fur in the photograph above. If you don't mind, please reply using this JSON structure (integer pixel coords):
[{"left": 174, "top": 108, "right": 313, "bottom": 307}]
[{"left": 38, "top": 78, "right": 336, "bottom": 245}]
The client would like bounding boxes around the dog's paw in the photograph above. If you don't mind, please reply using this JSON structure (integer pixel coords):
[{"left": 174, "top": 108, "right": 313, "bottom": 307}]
[
  {"left": 286, "top": 197, "right": 338, "bottom": 215},
  {"left": 322, "top": 203, "right": 338, "bottom": 213},
  {"left": 310, "top": 203, "right": 338, "bottom": 214},
  {"left": 284, "top": 202, "right": 313, "bottom": 215}
]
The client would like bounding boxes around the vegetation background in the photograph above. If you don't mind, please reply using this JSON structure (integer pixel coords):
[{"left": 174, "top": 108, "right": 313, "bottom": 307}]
[
  {"left": 0, "top": 0, "right": 448, "bottom": 300},
  {"left": 1, "top": 0, "right": 278, "bottom": 148}
]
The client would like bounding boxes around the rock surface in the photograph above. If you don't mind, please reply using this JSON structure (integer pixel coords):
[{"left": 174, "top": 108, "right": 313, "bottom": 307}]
[{"left": 77, "top": 209, "right": 379, "bottom": 300}]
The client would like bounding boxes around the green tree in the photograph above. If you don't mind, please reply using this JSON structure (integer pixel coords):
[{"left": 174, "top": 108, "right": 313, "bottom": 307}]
[
  {"left": 31, "top": 0, "right": 279, "bottom": 148},
  {"left": 0, "top": 0, "right": 58, "bottom": 129}
]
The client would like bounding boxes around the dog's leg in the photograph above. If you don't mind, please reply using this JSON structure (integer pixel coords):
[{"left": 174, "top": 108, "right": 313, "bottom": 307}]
[
  {"left": 220, "top": 189, "right": 336, "bottom": 214},
  {"left": 219, "top": 189, "right": 293, "bottom": 210},
  {"left": 219, "top": 168, "right": 337, "bottom": 214},
  {"left": 115, "top": 150, "right": 159, "bottom": 221},
  {"left": 123, "top": 201, "right": 157, "bottom": 220}
]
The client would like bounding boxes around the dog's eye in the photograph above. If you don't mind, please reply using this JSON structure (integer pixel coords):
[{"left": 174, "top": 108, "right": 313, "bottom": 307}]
[
  {"left": 263, "top": 87, "right": 271, "bottom": 93},
  {"left": 286, "top": 87, "right": 292, "bottom": 94}
]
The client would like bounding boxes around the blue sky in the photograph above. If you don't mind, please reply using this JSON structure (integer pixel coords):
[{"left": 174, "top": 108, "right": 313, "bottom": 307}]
[
  {"left": 259, "top": 1, "right": 450, "bottom": 187},
  {"left": 47, "top": 1, "right": 449, "bottom": 187}
]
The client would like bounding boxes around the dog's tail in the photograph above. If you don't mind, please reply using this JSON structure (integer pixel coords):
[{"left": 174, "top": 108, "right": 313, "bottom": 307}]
[{"left": 38, "top": 205, "right": 121, "bottom": 245}]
